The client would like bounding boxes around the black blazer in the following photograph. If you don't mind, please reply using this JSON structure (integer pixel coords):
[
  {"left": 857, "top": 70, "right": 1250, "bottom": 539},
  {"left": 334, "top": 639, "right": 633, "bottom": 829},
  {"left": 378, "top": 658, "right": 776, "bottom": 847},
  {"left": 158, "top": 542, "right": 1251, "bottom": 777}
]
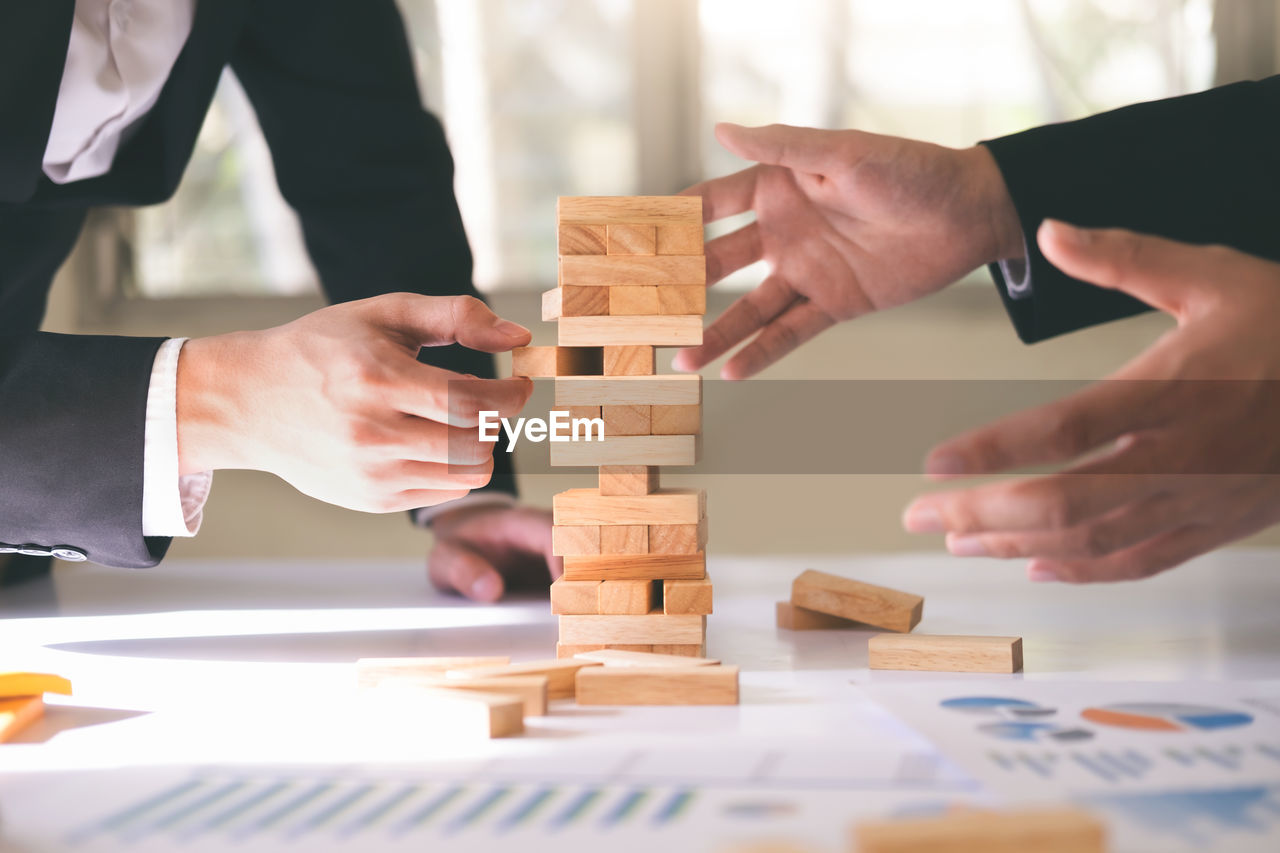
[
  {"left": 983, "top": 75, "right": 1280, "bottom": 343},
  {"left": 0, "top": 0, "right": 514, "bottom": 571}
]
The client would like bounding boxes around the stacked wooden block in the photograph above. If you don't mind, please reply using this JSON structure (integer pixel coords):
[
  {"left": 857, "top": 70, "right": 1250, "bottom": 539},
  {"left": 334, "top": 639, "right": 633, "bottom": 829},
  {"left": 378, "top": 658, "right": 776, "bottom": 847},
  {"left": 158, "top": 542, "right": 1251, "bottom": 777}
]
[{"left": 512, "top": 196, "right": 711, "bottom": 660}]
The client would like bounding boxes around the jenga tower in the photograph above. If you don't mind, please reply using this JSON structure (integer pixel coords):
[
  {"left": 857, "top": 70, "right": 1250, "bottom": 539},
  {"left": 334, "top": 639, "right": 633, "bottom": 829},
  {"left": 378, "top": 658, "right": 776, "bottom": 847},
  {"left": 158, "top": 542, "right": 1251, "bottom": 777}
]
[{"left": 511, "top": 196, "right": 710, "bottom": 660}]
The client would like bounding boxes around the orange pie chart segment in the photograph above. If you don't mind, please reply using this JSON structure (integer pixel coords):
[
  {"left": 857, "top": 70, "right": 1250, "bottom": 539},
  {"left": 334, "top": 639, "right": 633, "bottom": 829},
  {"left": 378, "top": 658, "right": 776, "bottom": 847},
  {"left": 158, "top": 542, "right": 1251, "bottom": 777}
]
[{"left": 1081, "top": 707, "right": 1184, "bottom": 731}]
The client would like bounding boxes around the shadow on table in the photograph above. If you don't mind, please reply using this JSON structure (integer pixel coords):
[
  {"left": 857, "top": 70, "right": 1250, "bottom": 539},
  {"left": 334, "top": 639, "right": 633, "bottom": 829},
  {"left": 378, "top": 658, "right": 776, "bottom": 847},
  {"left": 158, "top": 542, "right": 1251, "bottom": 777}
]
[{"left": 10, "top": 704, "right": 150, "bottom": 744}]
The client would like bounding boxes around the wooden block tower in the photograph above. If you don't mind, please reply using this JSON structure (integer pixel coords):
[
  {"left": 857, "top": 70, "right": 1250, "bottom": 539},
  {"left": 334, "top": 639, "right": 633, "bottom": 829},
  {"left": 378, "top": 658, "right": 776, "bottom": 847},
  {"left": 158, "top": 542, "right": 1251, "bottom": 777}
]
[{"left": 511, "top": 196, "right": 710, "bottom": 658}]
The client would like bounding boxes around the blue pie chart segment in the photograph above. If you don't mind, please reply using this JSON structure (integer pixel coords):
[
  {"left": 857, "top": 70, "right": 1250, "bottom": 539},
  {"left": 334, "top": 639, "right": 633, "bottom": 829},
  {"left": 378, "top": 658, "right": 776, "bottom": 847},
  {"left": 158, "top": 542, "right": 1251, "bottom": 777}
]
[
  {"left": 941, "top": 697, "right": 1041, "bottom": 715},
  {"left": 1082, "top": 702, "right": 1253, "bottom": 733}
]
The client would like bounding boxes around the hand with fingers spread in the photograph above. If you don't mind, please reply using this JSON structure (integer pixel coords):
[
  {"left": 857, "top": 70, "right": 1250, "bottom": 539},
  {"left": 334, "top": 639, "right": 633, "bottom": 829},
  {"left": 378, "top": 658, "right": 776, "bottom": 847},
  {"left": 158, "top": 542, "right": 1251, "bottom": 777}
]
[
  {"left": 903, "top": 220, "right": 1280, "bottom": 582},
  {"left": 673, "top": 122, "right": 1022, "bottom": 379},
  {"left": 427, "top": 503, "right": 561, "bottom": 602},
  {"left": 176, "top": 293, "right": 533, "bottom": 513}
]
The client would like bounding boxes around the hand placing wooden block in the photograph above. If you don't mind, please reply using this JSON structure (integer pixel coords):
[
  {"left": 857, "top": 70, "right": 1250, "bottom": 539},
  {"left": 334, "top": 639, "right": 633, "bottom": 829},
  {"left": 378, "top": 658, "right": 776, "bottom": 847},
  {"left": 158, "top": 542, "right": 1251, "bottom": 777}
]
[
  {"left": 558, "top": 196, "right": 701, "bottom": 225},
  {"left": 551, "top": 524, "right": 601, "bottom": 556},
  {"left": 663, "top": 576, "right": 713, "bottom": 615},
  {"left": 562, "top": 552, "right": 705, "bottom": 582},
  {"left": 868, "top": 634, "right": 1024, "bottom": 673},
  {"left": 602, "top": 405, "right": 651, "bottom": 436},
  {"left": 607, "top": 224, "right": 657, "bottom": 255},
  {"left": 599, "top": 466, "right": 660, "bottom": 496},
  {"left": 558, "top": 223, "right": 607, "bottom": 254},
  {"left": 511, "top": 345, "right": 603, "bottom": 377},
  {"left": 554, "top": 488, "right": 705, "bottom": 526},
  {"left": 550, "top": 578, "right": 601, "bottom": 614},
  {"left": 604, "top": 345, "right": 655, "bottom": 376},
  {"left": 597, "top": 579, "right": 657, "bottom": 614},
  {"left": 791, "top": 570, "right": 923, "bottom": 633},
  {"left": 559, "top": 612, "right": 705, "bottom": 645},
  {"left": 0, "top": 695, "right": 44, "bottom": 743},
  {"left": 549, "top": 434, "right": 696, "bottom": 467},
  {"left": 600, "top": 525, "right": 648, "bottom": 555},
  {"left": 655, "top": 223, "right": 704, "bottom": 255},
  {"left": 775, "top": 601, "right": 865, "bottom": 631},
  {"left": 852, "top": 807, "right": 1105, "bottom": 853},
  {"left": 355, "top": 656, "right": 511, "bottom": 688},
  {"left": 554, "top": 375, "right": 701, "bottom": 406},
  {"left": 558, "top": 315, "right": 703, "bottom": 347},
  {"left": 447, "top": 659, "right": 602, "bottom": 701},
  {"left": 648, "top": 519, "right": 707, "bottom": 554},
  {"left": 575, "top": 665, "right": 739, "bottom": 706},
  {"left": 651, "top": 404, "right": 701, "bottom": 435},
  {"left": 574, "top": 649, "right": 719, "bottom": 667}
]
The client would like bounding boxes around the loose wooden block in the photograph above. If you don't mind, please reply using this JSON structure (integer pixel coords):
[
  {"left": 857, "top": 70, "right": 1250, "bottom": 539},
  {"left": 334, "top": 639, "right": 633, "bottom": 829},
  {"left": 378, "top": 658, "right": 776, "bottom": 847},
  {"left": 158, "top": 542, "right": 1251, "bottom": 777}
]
[
  {"left": 447, "top": 659, "right": 602, "bottom": 701},
  {"left": 609, "top": 285, "right": 660, "bottom": 315},
  {"left": 510, "top": 345, "right": 603, "bottom": 377},
  {"left": 651, "top": 643, "right": 707, "bottom": 657},
  {"left": 648, "top": 519, "right": 708, "bottom": 554},
  {"left": 663, "top": 576, "right": 713, "bottom": 615},
  {"left": 551, "top": 524, "right": 601, "bottom": 556},
  {"left": 655, "top": 223, "right": 705, "bottom": 255},
  {"left": 549, "top": 434, "right": 695, "bottom": 467},
  {"left": 791, "top": 570, "right": 923, "bottom": 633},
  {"left": 602, "top": 405, "right": 651, "bottom": 436},
  {"left": 550, "top": 578, "right": 601, "bottom": 614},
  {"left": 599, "top": 465, "right": 659, "bottom": 496},
  {"left": 651, "top": 404, "right": 702, "bottom": 435},
  {"left": 562, "top": 552, "right": 706, "bottom": 582},
  {"left": 0, "top": 695, "right": 44, "bottom": 743},
  {"left": 555, "top": 375, "right": 701, "bottom": 407},
  {"left": 375, "top": 675, "right": 549, "bottom": 718},
  {"left": 868, "top": 634, "right": 1024, "bottom": 673},
  {"left": 377, "top": 687, "right": 525, "bottom": 738},
  {"left": 775, "top": 601, "right": 865, "bottom": 631},
  {"left": 607, "top": 224, "right": 656, "bottom": 255},
  {"left": 600, "top": 525, "right": 648, "bottom": 555},
  {"left": 575, "top": 665, "right": 738, "bottom": 706},
  {"left": 554, "top": 488, "right": 705, "bottom": 526},
  {"left": 558, "top": 223, "right": 607, "bottom": 254},
  {"left": 657, "top": 285, "right": 706, "bottom": 315},
  {"left": 559, "top": 255, "right": 706, "bottom": 287},
  {"left": 0, "top": 672, "right": 72, "bottom": 698},
  {"left": 603, "top": 345, "right": 655, "bottom": 376},
  {"left": 559, "top": 315, "right": 703, "bottom": 347},
  {"left": 556, "top": 644, "right": 653, "bottom": 658},
  {"left": 597, "top": 579, "right": 656, "bottom": 614},
  {"left": 559, "top": 612, "right": 706, "bottom": 645},
  {"left": 355, "top": 656, "right": 511, "bottom": 688},
  {"left": 574, "top": 649, "right": 720, "bottom": 667},
  {"left": 852, "top": 807, "right": 1106, "bottom": 853},
  {"left": 558, "top": 196, "right": 701, "bottom": 226},
  {"left": 542, "top": 286, "right": 608, "bottom": 320}
]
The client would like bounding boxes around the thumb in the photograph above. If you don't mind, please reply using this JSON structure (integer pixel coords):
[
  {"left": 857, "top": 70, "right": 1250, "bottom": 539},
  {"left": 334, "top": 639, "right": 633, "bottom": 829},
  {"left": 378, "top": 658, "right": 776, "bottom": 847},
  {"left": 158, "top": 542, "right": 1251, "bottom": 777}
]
[
  {"left": 428, "top": 537, "right": 505, "bottom": 602},
  {"left": 370, "top": 294, "right": 532, "bottom": 353},
  {"left": 715, "top": 122, "right": 835, "bottom": 174}
]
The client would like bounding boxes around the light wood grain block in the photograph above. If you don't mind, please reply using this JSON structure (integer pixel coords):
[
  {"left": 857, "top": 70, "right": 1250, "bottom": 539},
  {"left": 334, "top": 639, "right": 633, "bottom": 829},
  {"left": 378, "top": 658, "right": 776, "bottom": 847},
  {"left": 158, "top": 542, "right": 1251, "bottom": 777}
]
[
  {"left": 0, "top": 671, "right": 72, "bottom": 698},
  {"left": 791, "top": 569, "right": 923, "bottom": 633},
  {"left": 550, "top": 578, "right": 601, "bottom": 614},
  {"left": 657, "top": 285, "right": 706, "bottom": 315},
  {"left": 555, "top": 375, "right": 701, "bottom": 406},
  {"left": 868, "top": 634, "right": 1024, "bottom": 673},
  {"left": 0, "top": 696, "right": 43, "bottom": 743},
  {"left": 559, "top": 612, "right": 705, "bottom": 645},
  {"left": 663, "top": 576, "right": 713, "bottom": 615},
  {"left": 554, "top": 488, "right": 705, "bottom": 525},
  {"left": 510, "top": 345, "right": 603, "bottom": 377},
  {"left": 775, "top": 601, "right": 865, "bottom": 631},
  {"left": 575, "top": 665, "right": 738, "bottom": 706},
  {"left": 600, "top": 525, "right": 648, "bottom": 555},
  {"left": 609, "top": 285, "right": 660, "bottom": 315},
  {"left": 604, "top": 345, "right": 655, "bottom": 376},
  {"left": 355, "top": 656, "right": 511, "bottom": 688},
  {"left": 558, "top": 223, "right": 607, "bottom": 254},
  {"left": 560, "top": 255, "right": 706, "bottom": 287},
  {"left": 549, "top": 434, "right": 696, "bottom": 467},
  {"left": 648, "top": 519, "right": 708, "bottom": 554},
  {"left": 562, "top": 552, "right": 706, "bottom": 582},
  {"left": 852, "top": 807, "right": 1105, "bottom": 853},
  {"left": 542, "top": 286, "right": 608, "bottom": 320},
  {"left": 551, "top": 524, "right": 601, "bottom": 556},
  {"left": 559, "top": 315, "right": 703, "bottom": 347},
  {"left": 651, "top": 404, "right": 701, "bottom": 435},
  {"left": 602, "top": 405, "right": 651, "bottom": 436},
  {"left": 607, "top": 224, "right": 656, "bottom": 255},
  {"left": 599, "top": 465, "right": 660, "bottom": 496},
  {"left": 574, "top": 649, "right": 719, "bottom": 667},
  {"left": 566, "top": 405, "right": 601, "bottom": 422},
  {"left": 651, "top": 643, "right": 707, "bottom": 657},
  {"left": 447, "top": 659, "right": 602, "bottom": 701},
  {"left": 558, "top": 195, "right": 701, "bottom": 225},
  {"left": 598, "top": 579, "right": 656, "bottom": 614},
  {"left": 556, "top": 644, "right": 653, "bottom": 658},
  {"left": 375, "top": 675, "right": 549, "bottom": 717},
  {"left": 656, "top": 224, "right": 704, "bottom": 255}
]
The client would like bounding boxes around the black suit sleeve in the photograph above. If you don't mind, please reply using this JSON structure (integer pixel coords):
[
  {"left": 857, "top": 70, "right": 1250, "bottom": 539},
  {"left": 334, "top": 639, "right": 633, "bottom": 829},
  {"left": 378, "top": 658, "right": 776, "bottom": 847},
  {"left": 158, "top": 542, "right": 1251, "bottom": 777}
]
[
  {"left": 982, "top": 76, "right": 1280, "bottom": 343},
  {"left": 228, "top": 0, "right": 515, "bottom": 497}
]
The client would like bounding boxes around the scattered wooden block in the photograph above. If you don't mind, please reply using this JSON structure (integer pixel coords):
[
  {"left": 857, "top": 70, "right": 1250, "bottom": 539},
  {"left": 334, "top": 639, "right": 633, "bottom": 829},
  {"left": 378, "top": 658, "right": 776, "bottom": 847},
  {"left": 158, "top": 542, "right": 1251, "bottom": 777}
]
[
  {"left": 542, "top": 286, "right": 608, "bottom": 320},
  {"left": 554, "top": 487, "right": 705, "bottom": 526},
  {"left": 604, "top": 345, "right": 655, "bottom": 376},
  {"left": 0, "top": 695, "right": 44, "bottom": 743},
  {"left": 663, "top": 576, "right": 713, "bottom": 615},
  {"left": 559, "top": 315, "right": 703, "bottom": 347},
  {"left": 558, "top": 223, "right": 607, "bottom": 255},
  {"left": 510, "top": 345, "right": 603, "bottom": 377},
  {"left": 852, "top": 807, "right": 1106, "bottom": 853},
  {"left": 651, "top": 643, "right": 707, "bottom": 657},
  {"left": 775, "top": 601, "right": 865, "bottom": 631},
  {"left": 791, "top": 570, "right": 923, "bottom": 633},
  {"left": 602, "top": 404, "right": 651, "bottom": 436},
  {"left": 609, "top": 285, "right": 660, "bottom": 315},
  {"left": 600, "top": 524, "right": 648, "bottom": 555},
  {"left": 574, "top": 649, "right": 720, "bottom": 667},
  {"left": 560, "top": 612, "right": 706, "bottom": 646},
  {"left": 551, "top": 524, "right": 601, "bottom": 556},
  {"left": 562, "top": 552, "right": 706, "bottom": 582},
  {"left": 599, "top": 465, "right": 660, "bottom": 496},
  {"left": 558, "top": 196, "right": 701, "bottom": 225},
  {"left": 550, "top": 578, "right": 601, "bottom": 614},
  {"left": 355, "top": 656, "right": 511, "bottom": 688},
  {"left": 868, "top": 634, "right": 1024, "bottom": 673},
  {"left": 575, "top": 665, "right": 738, "bottom": 706},
  {"left": 447, "top": 659, "right": 602, "bottom": 701},
  {"left": 374, "top": 675, "right": 549, "bottom": 717},
  {"left": 655, "top": 223, "right": 704, "bottom": 255},
  {"left": 607, "top": 224, "right": 657, "bottom": 255},
  {"left": 555, "top": 375, "right": 701, "bottom": 406},
  {"left": 374, "top": 687, "right": 525, "bottom": 738},
  {"left": 597, "top": 579, "right": 657, "bottom": 614},
  {"left": 556, "top": 643, "right": 653, "bottom": 658},
  {"left": 649, "top": 519, "right": 708, "bottom": 554},
  {"left": 560, "top": 255, "right": 706, "bottom": 287},
  {"left": 0, "top": 672, "right": 72, "bottom": 698},
  {"left": 549, "top": 434, "right": 696, "bottom": 467},
  {"left": 651, "top": 404, "right": 702, "bottom": 435},
  {"left": 657, "top": 285, "right": 706, "bottom": 315}
]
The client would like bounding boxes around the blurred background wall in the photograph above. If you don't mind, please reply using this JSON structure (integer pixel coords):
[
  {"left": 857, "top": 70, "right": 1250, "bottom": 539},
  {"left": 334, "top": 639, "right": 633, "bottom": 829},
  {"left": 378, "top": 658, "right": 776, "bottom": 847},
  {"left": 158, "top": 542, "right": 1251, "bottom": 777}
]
[{"left": 41, "top": 0, "right": 1280, "bottom": 560}]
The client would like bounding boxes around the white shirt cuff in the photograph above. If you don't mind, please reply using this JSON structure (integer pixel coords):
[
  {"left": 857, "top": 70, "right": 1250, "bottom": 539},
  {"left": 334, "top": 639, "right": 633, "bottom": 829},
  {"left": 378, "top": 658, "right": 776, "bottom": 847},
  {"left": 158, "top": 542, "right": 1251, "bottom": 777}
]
[
  {"left": 413, "top": 492, "right": 516, "bottom": 527},
  {"left": 999, "top": 234, "right": 1032, "bottom": 300},
  {"left": 141, "top": 338, "right": 213, "bottom": 538}
]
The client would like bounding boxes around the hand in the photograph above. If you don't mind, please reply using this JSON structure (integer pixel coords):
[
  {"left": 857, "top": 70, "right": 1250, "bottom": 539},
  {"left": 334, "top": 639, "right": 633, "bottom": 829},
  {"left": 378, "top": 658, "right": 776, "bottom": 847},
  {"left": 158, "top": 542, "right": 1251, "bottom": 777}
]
[
  {"left": 427, "top": 503, "right": 561, "bottom": 602},
  {"left": 673, "top": 123, "right": 1022, "bottom": 379},
  {"left": 177, "top": 293, "right": 533, "bottom": 513},
  {"left": 903, "top": 221, "right": 1280, "bottom": 582}
]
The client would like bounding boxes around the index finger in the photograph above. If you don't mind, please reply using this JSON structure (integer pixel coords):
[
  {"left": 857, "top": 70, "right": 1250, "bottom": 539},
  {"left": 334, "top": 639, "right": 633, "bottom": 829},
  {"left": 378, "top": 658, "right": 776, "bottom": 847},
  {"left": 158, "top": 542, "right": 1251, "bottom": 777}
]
[
  {"left": 680, "top": 163, "right": 762, "bottom": 223},
  {"left": 390, "top": 362, "right": 533, "bottom": 428}
]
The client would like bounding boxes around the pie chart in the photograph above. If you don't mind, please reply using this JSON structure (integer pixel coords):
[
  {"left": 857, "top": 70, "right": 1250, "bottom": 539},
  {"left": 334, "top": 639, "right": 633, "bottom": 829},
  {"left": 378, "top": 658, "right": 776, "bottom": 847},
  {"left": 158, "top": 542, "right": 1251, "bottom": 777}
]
[
  {"left": 940, "top": 696, "right": 1056, "bottom": 718},
  {"left": 1081, "top": 703, "right": 1253, "bottom": 732}
]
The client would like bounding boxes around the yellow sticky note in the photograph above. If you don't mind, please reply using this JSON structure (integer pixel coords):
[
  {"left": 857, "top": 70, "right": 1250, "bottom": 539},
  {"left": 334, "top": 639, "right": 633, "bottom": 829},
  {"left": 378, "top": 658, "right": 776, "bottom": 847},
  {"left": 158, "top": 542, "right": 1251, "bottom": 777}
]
[{"left": 0, "top": 672, "right": 72, "bottom": 698}]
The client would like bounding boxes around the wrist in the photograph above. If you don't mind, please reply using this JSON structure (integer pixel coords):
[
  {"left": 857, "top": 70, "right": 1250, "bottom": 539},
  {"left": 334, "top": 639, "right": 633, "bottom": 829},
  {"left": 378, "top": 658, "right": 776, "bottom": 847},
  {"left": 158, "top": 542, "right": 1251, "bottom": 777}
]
[
  {"left": 964, "top": 144, "right": 1023, "bottom": 263},
  {"left": 176, "top": 333, "right": 256, "bottom": 474}
]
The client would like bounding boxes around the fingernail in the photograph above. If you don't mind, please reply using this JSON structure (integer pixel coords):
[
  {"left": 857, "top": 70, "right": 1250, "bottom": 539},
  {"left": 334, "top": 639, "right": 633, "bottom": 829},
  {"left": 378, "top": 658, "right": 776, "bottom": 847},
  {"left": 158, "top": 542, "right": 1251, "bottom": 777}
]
[
  {"left": 1027, "top": 563, "right": 1060, "bottom": 583},
  {"left": 471, "top": 574, "right": 502, "bottom": 600},
  {"left": 903, "top": 501, "right": 944, "bottom": 533},
  {"left": 494, "top": 319, "right": 529, "bottom": 339},
  {"left": 925, "top": 452, "right": 966, "bottom": 478},
  {"left": 947, "top": 534, "right": 988, "bottom": 557}
]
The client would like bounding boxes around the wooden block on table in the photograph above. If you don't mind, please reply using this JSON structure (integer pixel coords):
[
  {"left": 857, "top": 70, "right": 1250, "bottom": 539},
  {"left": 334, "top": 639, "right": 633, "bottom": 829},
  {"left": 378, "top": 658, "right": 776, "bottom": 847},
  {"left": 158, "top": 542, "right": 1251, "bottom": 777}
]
[
  {"left": 604, "top": 345, "right": 655, "bottom": 376},
  {"left": 549, "top": 434, "right": 696, "bottom": 467},
  {"left": 559, "top": 612, "right": 706, "bottom": 645},
  {"left": 558, "top": 196, "right": 701, "bottom": 226},
  {"left": 602, "top": 405, "right": 650, "bottom": 436},
  {"left": 550, "top": 577, "right": 600, "bottom": 614},
  {"left": 560, "top": 255, "right": 705, "bottom": 287},
  {"left": 791, "top": 569, "right": 923, "bottom": 633},
  {"left": 868, "top": 634, "right": 1024, "bottom": 673},
  {"left": 555, "top": 375, "right": 701, "bottom": 406},
  {"left": 559, "top": 315, "right": 703, "bottom": 347},
  {"left": 649, "top": 518, "right": 708, "bottom": 554},
  {"left": 575, "top": 665, "right": 738, "bottom": 706},
  {"left": 607, "top": 224, "right": 656, "bottom": 255},
  {"left": 542, "top": 286, "right": 608, "bottom": 320},
  {"left": 599, "top": 465, "right": 659, "bottom": 496},
  {"left": 651, "top": 643, "right": 707, "bottom": 657},
  {"left": 597, "top": 579, "right": 656, "bottom": 614},
  {"left": 551, "top": 524, "right": 601, "bottom": 556},
  {"left": 562, "top": 552, "right": 706, "bottom": 582},
  {"left": 657, "top": 285, "right": 706, "bottom": 315},
  {"left": 556, "top": 644, "right": 653, "bottom": 658},
  {"left": 558, "top": 223, "right": 607, "bottom": 255},
  {"left": 554, "top": 487, "right": 705, "bottom": 526},
  {"left": 0, "top": 671, "right": 72, "bottom": 698},
  {"left": 377, "top": 687, "right": 525, "bottom": 738},
  {"left": 355, "top": 656, "right": 511, "bottom": 687},
  {"left": 600, "top": 525, "right": 648, "bottom": 555},
  {"left": 0, "top": 695, "right": 44, "bottom": 743},
  {"left": 574, "top": 649, "right": 720, "bottom": 667},
  {"left": 852, "top": 807, "right": 1105, "bottom": 853},
  {"left": 656, "top": 223, "right": 704, "bottom": 255},
  {"left": 609, "top": 285, "right": 660, "bottom": 315},
  {"left": 566, "top": 405, "right": 601, "bottom": 422},
  {"left": 374, "top": 675, "right": 549, "bottom": 718},
  {"left": 447, "top": 659, "right": 602, "bottom": 701},
  {"left": 511, "top": 345, "right": 602, "bottom": 377},
  {"left": 775, "top": 601, "right": 865, "bottom": 631},
  {"left": 651, "top": 404, "right": 701, "bottom": 435},
  {"left": 663, "top": 576, "right": 713, "bottom": 615}
]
